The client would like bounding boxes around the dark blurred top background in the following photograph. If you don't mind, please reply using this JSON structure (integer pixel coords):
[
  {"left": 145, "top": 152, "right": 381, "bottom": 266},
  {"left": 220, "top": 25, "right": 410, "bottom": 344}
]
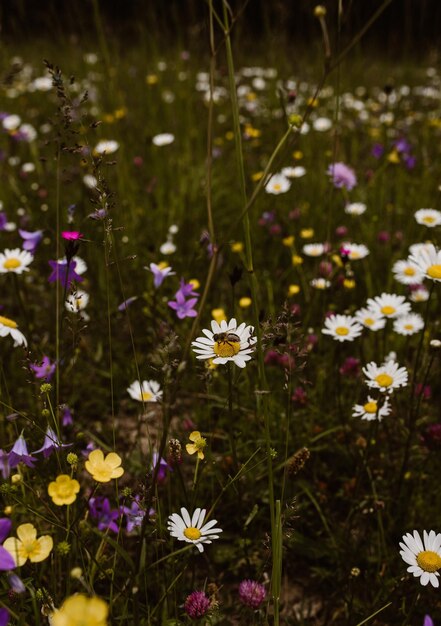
[{"left": 1, "top": 0, "right": 440, "bottom": 57}]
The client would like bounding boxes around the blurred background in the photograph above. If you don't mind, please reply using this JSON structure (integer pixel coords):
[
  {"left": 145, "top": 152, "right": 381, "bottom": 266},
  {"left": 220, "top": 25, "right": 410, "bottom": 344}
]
[{"left": 1, "top": 0, "right": 441, "bottom": 58}]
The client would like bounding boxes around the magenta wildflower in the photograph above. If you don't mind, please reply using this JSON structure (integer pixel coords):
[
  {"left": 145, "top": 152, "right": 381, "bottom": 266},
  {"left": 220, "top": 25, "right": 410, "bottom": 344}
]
[
  {"left": 61, "top": 231, "right": 83, "bottom": 241},
  {"left": 30, "top": 356, "right": 56, "bottom": 381},
  {"left": 48, "top": 259, "right": 83, "bottom": 289},
  {"left": 327, "top": 162, "right": 357, "bottom": 190},
  {"left": 424, "top": 617, "right": 434, "bottom": 626},
  {"left": 184, "top": 591, "right": 211, "bottom": 619},
  {"left": 238, "top": 579, "right": 266, "bottom": 609}
]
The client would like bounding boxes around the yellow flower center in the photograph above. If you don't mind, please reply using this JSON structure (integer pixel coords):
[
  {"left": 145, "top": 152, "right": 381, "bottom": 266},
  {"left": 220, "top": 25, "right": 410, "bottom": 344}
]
[
  {"left": 427, "top": 264, "right": 441, "bottom": 279},
  {"left": 423, "top": 216, "right": 435, "bottom": 224},
  {"left": 21, "top": 539, "right": 41, "bottom": 558},
  {"left": 184, "top": 527, "right": 202, "bottom": 541},
  {"left": 404, "top": 324, "right": 414, "bottom": 331},
  {"left": 375, "top": 373, "right": 393, "bottom": 388},
  {"left": 213, "top": 340, "right": 240, "bottom": 358},
  {"left": 4, "top": 258, "right": 21, "bottom": 270},
  {"left": 363, "top": 401, "right": 377, "bottom": 413},
  {"left": 404, "top": 267, "right": 415, "bottom": 276},
  {"left": 273, "top": 183, "right": 282, "bottom": 192},
  {"left": 417, "top": 550, "right": 441, "bottom": 573},
  {"left": 364, "top": 317, "right": 374, "bottom": 326},
  {"left": 351, "top": 251, "right": 360, "bottom": 259},
  {"left": 141, "top": 391, "right": 152, "bottom": 401},
  {"left": 335, "top": 326, "right": 349, "bottom": 336},
  {"left": 381, "top": 305, "right": 395, "bottom": 315},
  {"left": 0, "top": 315, "right": 17, "bottom": 329}
]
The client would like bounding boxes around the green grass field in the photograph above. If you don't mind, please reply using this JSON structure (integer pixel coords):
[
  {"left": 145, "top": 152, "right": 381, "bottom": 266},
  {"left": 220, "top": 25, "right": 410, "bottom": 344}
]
[{"left": 1, "top": 3, "right": 441, "bottom": 625}]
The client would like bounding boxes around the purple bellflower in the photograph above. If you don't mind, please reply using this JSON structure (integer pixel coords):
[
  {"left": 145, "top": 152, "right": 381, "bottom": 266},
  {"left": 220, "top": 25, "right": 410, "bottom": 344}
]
[
  {"left": 0, "top": 518, "right": 15, "bottom": 571},
  {"left": 19, "top": 229, "right": 43, "bottom": 253},
  {"left": 8, "top": 435, "right": 37, "bottom": 469},
  {"left": 48, "top": 259, "right": 83, "bottom": 289},
  {"left": 30, "top": 356, "right": 56, "bottom": 381},
  {"left": 89, "top": 497, "right": 121, "bottom": 534},
  {"left": 33, "top": 426, "right": 72, "bottom": 458},
  {"left": 147, "top": 262, "right": 175, "bottom": 288}
]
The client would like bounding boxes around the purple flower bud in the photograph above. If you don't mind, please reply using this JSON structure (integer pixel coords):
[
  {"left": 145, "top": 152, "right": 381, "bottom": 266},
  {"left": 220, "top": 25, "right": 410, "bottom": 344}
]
[
  {"left": 238, "top": 579, "right": 266, "bottom": 609},
  {"left": 184, "top": 591, "right": 211, "bottom": 619}
]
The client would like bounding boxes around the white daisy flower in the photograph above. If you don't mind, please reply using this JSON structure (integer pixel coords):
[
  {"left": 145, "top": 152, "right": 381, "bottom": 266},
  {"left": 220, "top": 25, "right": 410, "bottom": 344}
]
[
  {"left": 160, "top": 241, "right": 176, "bottom": 255},
  {"left": 265, "top": 174, "right": 291, "bottom": 195},
  {"left": 310, "top": 277, "right": 330, "bottom": 289},
  {"left": 152, "top": 133, "right": 175, "bottom": 146},
  {"left": 400, "top": 530, "right": 441, "bottom": 587},
  {"left": 345, "top": 202, "right": 367, "bottom": 216},
  {"left": 0, "top": 315, "right": 27, "bottom": 347},
  {"left": 94, "top": 140, "right": 119, "bottom": 155},
  {"left": 341, "top": 242, "right": 369, "bottom": 260},
  {"left": 393, "top": 313, "right": 424, "bottom": 335},
  {"left": 313, "top": 116, "right": 332, "bottom": 131},
  {"left": 392, "top": 259, "right": 424, "bottom": 285},
  {"left": 366, "top": 293, "right": 411, "bottom": 319},
  {"left": 281, "top": 166, "right": 306, "bottom": 178},
  {"left": 362, "top": 360, "right": 408, "bottom": 393},
  {"left": 65, "top": 290, "right": 90, "bottom": 313},
  {"left": 352, "top": 395, "right": 391, "bottom": 421},
  {"left": 192, "top": 318, "right": 256, "bottom": 368},
  {"left": 354, "top": 307, "right": 386, "bottom": 331},
  {"left": 408, "top": 242, "right": 435, "bottom": 256},
  {"left": 167, "top": 507, "right": 222, "bottom": 553},
  {"left": 0, "top": 248, "right": 33, "bottom": 274},
  {"left": 408, "top": 243, "right": 441, "bottom": 283},
  {"left": 410, "top": 286, "right": 429, "bottom": 302},
  {"left": 59, "top": 256, "right": 87, "bottom": 275},
  {"left": 321, "top": 314, "right": 363, "bottom": 342},
  {"left": 302, "top": 243, "right": 326, "bottom": 257},
  {"left": 2, "top": 114, "right": 21, "bottom": 131},
  {"left": 127, "top": 380, "right": 162, "bottom": 403},
  {"left": 414, "top": 208, "right": 441, "bottom": 228}
]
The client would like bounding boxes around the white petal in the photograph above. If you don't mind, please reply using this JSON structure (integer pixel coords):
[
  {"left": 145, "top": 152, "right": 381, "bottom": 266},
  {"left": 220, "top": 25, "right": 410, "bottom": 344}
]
[{"left": 181, "top": 508, "right": 191, "bottom": 527}]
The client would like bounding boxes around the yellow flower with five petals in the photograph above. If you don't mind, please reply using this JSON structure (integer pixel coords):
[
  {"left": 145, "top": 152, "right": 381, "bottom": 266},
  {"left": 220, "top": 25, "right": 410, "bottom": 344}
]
[
  {"left": 186, "top": 431, "right": 207, "bottom": 460},
  {"left": 3, "top": 523, "right": 53, "bottom": 566},
  {"left": 85, "top": 450, "right": 124, "bottom": 483}
]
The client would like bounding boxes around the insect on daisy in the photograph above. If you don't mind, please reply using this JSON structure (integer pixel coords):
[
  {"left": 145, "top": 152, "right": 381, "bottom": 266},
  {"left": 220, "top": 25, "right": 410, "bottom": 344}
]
[
  {"left": 321, "top": 314, "right": 363, "bottom": 342},
  {"left": 340, "top": 242, "right": 369, "bottom": 260},
  {"left": 400, "top": 530, "right": 441, "bottom": 587},
  {"left": 362, "top": 360, "right": 408, "bottom": 393},
  {"left": 192, "top": 318, "right": 256, "bottom": 368},
  {"left": 167, "top": 507, "right": 222, "bottom": 553}
]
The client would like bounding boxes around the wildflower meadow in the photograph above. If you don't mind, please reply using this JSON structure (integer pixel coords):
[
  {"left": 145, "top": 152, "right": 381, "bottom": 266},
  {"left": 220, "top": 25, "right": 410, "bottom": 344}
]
[{"left": 1, "top": 1, "right": 441, "bottom": 624}]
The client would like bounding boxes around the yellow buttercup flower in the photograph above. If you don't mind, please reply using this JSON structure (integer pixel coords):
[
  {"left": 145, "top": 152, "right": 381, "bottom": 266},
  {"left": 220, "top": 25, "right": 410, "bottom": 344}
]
[
  {"left": 288, "top": 284, "right": 300, "bottom": 296},
  {"left": 3, "top": 523, "right": 53, "bottom": 566},
  {"left": 211, "top": 308, "right": 227, "bottom": 323},
  {"left": 251, "top": 171, "right": 264, "bottom": 182},
  {"left": 85, "top": 450, "right": 124, "bottom": 483},
  {"left": 239, "top": 297, "right": 252, "bottom": 308},
  {"left": 300, "top": 228, "right": 314, "bottom": 239},
  {"left": 189, "top": 279, "right": 200, "bottom": 290},
  {"left": 51, "top": 594, "right": 109, "bottom": 626},
  {"left": 282, "top": 236, "right": 295, "bottom": 247},
  {"left": 292, "top": 254, "right": 303, "bottom": 266},
  {"left": 186, "top": 431, "right": 207, "bottom": 460},
  {"left": 231, "top": 241, "right": 244, "bottom": 253},
  {"left": 48, "top": 475, "right": 80, "bottom": 506}
]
